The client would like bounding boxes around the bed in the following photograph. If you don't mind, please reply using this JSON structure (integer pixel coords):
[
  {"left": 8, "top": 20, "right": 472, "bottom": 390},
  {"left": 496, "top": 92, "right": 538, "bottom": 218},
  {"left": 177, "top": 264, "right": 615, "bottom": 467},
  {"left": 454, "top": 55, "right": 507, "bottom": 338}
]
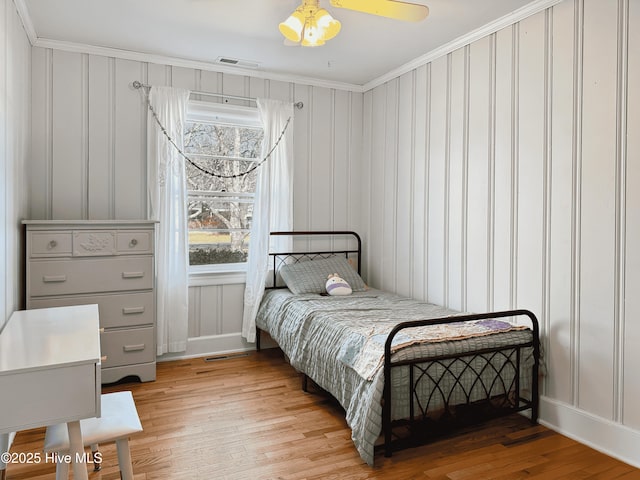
[{"left": 255, "top": 231, "right": 540, "bottom": 466}]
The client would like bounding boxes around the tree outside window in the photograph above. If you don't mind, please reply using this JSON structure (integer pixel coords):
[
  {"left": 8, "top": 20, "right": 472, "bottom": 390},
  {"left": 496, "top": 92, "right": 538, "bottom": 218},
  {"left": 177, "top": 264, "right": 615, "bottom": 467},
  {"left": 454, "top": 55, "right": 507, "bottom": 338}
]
[{"left": 184, "top": 103, "right": 264, "bottom": 266}]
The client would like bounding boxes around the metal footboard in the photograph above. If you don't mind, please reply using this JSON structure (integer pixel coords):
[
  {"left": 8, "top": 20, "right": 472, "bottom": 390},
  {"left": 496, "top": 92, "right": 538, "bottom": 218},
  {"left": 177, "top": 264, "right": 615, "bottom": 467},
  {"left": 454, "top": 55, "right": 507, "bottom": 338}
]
[{"left": 382, "top": 309, "right": 540, "bottom": 457}]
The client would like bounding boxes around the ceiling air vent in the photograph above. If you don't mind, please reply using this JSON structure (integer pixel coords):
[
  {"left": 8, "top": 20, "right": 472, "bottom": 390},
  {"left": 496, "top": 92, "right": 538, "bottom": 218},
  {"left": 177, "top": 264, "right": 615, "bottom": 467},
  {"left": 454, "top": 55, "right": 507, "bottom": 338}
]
[{"left": 215, "top": 57, "right": 260, "bottom": 69}]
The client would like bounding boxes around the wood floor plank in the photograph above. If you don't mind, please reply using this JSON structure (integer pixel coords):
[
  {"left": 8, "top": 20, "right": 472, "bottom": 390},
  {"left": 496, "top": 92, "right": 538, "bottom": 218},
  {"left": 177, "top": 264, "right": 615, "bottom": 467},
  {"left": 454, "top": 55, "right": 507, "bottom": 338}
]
[{"left": 5, "top": 349, "right": 640, "bottom": 479}]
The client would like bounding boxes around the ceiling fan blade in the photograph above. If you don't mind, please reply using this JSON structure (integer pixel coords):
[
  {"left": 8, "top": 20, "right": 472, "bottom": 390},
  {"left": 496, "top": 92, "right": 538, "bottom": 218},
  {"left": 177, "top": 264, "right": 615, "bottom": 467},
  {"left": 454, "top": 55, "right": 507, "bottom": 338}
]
[{"left": 329, "top": 0, "right": 429, "bottom": 22}]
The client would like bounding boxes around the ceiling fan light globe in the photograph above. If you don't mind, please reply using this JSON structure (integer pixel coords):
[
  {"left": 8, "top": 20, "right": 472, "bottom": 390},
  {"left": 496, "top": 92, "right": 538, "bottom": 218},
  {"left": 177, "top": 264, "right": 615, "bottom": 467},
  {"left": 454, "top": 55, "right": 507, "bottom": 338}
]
[
  {"left": 315, "top": 8, "right": 341, "bottom": 40},
  {"left": 301, "top": 36, "right": 325, "bottom": 47},
  {"left": 279, "top": 10, "right": 305, "bottom": 42},
  {"left": 301, "top": 18, "right": 325, "bottom": 47}
]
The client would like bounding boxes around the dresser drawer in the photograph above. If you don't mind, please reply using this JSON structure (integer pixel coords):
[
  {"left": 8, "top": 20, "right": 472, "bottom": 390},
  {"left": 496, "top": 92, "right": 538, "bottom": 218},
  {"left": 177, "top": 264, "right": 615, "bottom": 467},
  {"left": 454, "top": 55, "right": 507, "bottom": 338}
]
[
  {"left": 28, "top": 292, "right": 154, "bottom": 329},
  {"left": 116, "top": 230, "right": 154, "bottom": 254},
  {"left": 98, "top": 292, "right": 155, "bottom": 329},
  {"left": 29, "top": 232, "right": 73, "bottom": 257},
  {"left": 29, "top": 257, "right": 153, "bottom": 296},
  {"left": 100, "top": 327, "right": 154, "bottom": 368}
]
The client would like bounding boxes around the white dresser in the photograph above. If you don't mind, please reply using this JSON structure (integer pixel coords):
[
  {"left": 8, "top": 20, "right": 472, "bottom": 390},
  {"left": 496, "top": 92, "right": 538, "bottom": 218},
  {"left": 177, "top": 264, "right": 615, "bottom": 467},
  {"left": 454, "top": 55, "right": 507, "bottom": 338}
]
[{"left": 23, "top": 220, "right": 157, "bottom": 384}]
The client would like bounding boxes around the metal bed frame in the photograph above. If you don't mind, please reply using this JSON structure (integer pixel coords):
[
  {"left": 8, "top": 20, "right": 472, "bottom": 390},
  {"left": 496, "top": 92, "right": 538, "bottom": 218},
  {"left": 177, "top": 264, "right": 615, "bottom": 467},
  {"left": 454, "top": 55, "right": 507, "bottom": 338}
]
[{"left": 256, "top": 231, "right": 540, "bottom": 459}]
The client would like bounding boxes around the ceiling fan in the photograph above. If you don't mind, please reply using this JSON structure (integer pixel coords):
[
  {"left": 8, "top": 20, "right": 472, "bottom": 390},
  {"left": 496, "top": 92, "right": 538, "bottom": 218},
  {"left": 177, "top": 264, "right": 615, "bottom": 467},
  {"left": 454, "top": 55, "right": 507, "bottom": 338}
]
[{"left": 280, "top": 0, "right": 429, "bottom": 47}]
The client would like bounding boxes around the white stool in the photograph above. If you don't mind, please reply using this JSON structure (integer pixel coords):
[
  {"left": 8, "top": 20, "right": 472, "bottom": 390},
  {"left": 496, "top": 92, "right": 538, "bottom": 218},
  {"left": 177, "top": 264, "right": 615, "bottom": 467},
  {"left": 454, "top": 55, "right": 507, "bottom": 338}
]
[{"left": 44, "top": 391, "right": 142, "bottom": 480}]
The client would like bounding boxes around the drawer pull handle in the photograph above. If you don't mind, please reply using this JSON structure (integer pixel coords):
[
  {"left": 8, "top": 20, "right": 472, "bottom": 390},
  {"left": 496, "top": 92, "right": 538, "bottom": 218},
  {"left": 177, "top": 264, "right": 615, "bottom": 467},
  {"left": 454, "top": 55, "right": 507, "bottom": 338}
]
[
  {"left": 122, "top": 271, "right": 144, "bottom": 279},
  {"left": 48, "top": 240, "right": 58, "bottom": 248},
  {"left": 123, "top": 344, "right": 145, "bottom": 352},
  {"left": 99, "top": 328, "right": 105, "bottom": 334},
  {"left": 123, "top": 306, "right": 145, "bottom": 315},
  {"left": 129, "top": 238, "right": 138, "bottom": 247},
  {"left": 101, "top": 355, "right": 108, "bottom": 363},
  {"left": 43, "top": 275, "right": 67, "bottom": 283}
]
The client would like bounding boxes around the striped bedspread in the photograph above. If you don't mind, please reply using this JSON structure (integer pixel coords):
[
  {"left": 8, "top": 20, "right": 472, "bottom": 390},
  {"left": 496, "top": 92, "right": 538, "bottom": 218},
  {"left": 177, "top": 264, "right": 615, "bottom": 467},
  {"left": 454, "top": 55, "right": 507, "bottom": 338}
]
[{"left": 255, "top": 288, "right": 533, "bottom": 466}]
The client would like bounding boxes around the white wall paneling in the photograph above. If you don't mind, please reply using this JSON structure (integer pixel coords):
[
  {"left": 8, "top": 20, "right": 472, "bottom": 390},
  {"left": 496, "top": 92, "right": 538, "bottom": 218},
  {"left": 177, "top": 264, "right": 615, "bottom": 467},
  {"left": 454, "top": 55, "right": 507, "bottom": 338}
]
[
  {"left": 382, "top": 78, "right": 399, "bottom": 294},
  {"left": 0, "top": 0, "right": 6, "bottom": 327},
  {"left": 360, "top": 90, "right": 373, "bottom": 284},
  {"left": 447, "top": 49, "right": 467, "bottom": 312},
  {"left": 1, "top": 0, "right": 7, "bottom": 327},
  {"left": 163, "top": 281, "right": 251, "bottom": 360},
  {"left": 0, "top": 0, "right": 30, "bottom": 328},
  {"left": 362, "top": 0, "right": 640, "bottom": 468},
  {"left": 409, "top": 66, "right": 427, "bottom": 302},
  {"left": 624, "top": 0, "right": 640, "bottom": 431},
  {"left": 614, "top": 0, "right": 629, "bottom": 427},
  {"left": 516, "top": 11, "right": 546, "bottom": 328},
  {"left": 333, "top": 90, "right": 353, "bottom": 241},
  {"left": 309, "top": 87, "right": 334, "bottom": 230},
  {"left": 292, "top": 84, "right": 311, "bottom": 231},
  {"left": 466, "top": 36, "right": 491, "bottom": 314},
  {"left": 548, "top": 0, "right": 576, "bottom": 406},
  {"left": 88, "top": 55, "right": 114, "bottom": 220},
  {"left": 427, "top": 56, "right": 447, "bottom": 308},
  {"left": 115, "top": 59, "right": 147, "bottom": 219},
  {"left": 396, "top": 72, "right": 415, "bottom": 299},
  {"left": 365, "top": 86, "right": 387, "bottom": 289},
  {"left": 51, "top": 50, "right": 83, "bottom": 219},
  {"left": 578, "top": 0, "right": 618, "bottom": 421},
  {"left": 493, "top": 27, "right": 516, "bottom": 314}
]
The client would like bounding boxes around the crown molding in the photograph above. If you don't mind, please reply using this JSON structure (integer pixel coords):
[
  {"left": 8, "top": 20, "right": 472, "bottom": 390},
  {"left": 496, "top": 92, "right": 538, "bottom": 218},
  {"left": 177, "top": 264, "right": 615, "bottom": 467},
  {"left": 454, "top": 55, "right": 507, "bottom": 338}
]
[
  {"left": 30, "top": 37, "right": 365, "bottom": 93},
  {"left": 363, "top": 0, "right": 564, "bottom": 92},
  {"left": 13, "top": 0, "right": 37, "bottom": 44}
]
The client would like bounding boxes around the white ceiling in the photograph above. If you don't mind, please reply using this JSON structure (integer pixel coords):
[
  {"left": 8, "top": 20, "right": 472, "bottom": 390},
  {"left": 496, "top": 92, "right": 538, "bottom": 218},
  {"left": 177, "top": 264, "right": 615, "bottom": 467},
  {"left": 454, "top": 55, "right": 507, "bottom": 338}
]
[{"left": 20, "top": 0, "right": 548, "bottom": 88}]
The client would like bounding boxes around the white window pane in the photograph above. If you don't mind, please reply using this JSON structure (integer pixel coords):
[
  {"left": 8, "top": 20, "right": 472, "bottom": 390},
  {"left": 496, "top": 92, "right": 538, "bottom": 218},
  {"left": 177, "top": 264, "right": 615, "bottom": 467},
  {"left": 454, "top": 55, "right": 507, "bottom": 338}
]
[{"left": 184, "top": 107, "right": 263, "bottom": 267}]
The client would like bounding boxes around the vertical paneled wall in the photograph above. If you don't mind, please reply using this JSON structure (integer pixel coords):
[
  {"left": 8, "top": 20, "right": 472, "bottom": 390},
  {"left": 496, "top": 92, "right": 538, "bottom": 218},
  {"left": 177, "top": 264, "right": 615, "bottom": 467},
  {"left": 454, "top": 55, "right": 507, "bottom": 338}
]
[
  {"left": 0, "top": 0, "right": 30, "bottom": 328},
  {"left": 29, "top": 49, "right": 363, "bottom": 354},
  {"left": 362, "top": 0, "right": 640, "bottom": 465}
]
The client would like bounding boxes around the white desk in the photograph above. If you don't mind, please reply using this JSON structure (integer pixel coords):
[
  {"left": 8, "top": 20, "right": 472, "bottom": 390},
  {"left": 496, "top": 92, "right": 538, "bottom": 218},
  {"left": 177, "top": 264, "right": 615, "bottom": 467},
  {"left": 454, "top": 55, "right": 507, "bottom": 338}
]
[{"left": 0, "top": 304, "right": 101, "bottom": 480}]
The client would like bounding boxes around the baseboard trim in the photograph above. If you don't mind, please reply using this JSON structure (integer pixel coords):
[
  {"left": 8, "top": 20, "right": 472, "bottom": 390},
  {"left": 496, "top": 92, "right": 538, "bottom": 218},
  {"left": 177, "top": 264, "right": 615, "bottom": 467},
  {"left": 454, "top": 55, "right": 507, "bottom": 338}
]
[
  {"left": 156, "top": 333, "right": 278, "bottom": 362},
  {"left": 540, "top": 396, "right": 640, "bottom": 469},
  {"left": 157, "top": 333, "right": 252, "bottom": 361}
]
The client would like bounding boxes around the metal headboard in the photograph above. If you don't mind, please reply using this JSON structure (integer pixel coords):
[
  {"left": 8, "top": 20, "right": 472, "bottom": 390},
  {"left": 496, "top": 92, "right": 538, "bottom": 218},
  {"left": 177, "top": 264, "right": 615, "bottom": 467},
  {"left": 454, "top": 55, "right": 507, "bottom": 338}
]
[{"left": 267, "top": 231, "right": 362, "bottom": 289}]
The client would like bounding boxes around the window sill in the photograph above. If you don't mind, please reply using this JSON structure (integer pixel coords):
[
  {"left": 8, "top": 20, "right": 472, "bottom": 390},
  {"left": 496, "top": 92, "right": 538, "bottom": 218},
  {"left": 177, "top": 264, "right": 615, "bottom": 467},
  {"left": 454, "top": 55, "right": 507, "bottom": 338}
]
[{"left": 189, "top": 264, "right": 247, "bottom": 287}]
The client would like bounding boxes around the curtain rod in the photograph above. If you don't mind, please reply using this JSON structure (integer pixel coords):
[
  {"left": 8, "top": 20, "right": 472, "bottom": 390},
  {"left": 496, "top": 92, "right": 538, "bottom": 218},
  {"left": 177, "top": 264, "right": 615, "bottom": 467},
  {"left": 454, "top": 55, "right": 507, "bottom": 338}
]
[{"left": 132, "top": 81, "right": 303, "bottom": 109}]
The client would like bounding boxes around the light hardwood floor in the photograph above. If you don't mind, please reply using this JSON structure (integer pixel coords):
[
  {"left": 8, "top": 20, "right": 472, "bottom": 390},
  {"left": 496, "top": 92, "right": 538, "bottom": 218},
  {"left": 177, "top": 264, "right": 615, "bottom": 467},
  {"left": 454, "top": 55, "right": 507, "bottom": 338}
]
[{"left": 6, "top": 348, "right": 640, "bottom": 479}]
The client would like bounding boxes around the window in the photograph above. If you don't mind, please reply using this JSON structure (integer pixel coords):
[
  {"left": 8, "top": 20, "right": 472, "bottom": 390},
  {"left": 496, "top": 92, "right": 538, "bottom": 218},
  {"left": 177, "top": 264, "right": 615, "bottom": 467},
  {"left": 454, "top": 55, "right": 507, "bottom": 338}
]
[{"left": 183, "top": 101, "right": 263, "bottom": 271}]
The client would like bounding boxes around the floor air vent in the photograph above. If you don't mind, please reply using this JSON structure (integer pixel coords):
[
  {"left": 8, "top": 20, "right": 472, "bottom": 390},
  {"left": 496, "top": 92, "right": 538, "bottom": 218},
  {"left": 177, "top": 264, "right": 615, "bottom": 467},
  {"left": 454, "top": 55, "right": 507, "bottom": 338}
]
[{"left": 204, "top": 352, "right": 250, "bottom": 362}]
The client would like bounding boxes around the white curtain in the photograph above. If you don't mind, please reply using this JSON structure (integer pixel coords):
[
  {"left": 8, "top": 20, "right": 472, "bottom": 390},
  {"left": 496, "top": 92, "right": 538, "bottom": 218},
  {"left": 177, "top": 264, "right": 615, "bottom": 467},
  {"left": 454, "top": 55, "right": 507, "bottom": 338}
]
[
  {"left": 147, "top": 86, "right": 191, "bottom": 355},
  {"left": 242, "top": 99, "right": 294, "bottom": 342}
]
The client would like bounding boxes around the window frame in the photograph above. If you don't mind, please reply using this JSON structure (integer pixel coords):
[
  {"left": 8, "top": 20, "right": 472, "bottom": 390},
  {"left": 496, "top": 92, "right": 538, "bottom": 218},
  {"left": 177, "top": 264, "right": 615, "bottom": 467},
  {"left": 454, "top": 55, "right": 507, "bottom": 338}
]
[{"left": 185, "top": 100, "right": 263, "bottom": 284}]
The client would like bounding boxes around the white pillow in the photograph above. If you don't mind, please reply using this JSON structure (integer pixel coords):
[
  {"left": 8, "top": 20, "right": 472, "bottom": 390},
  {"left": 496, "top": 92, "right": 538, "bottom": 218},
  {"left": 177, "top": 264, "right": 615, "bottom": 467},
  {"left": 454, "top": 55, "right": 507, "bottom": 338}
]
[{"left": 279, "top": 256, "right": 366, "bottom": 294}]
